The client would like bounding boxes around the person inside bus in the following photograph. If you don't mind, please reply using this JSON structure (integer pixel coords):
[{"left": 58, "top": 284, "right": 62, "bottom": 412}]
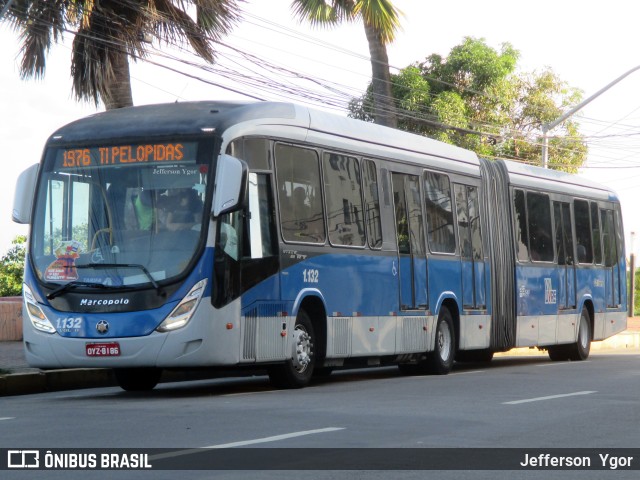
[
  {"left": 292, "top": 186, "right": 311, "bottom": 235},
  {"left": 133, "top": 189, "right": 154, "bottom": 230},
  {"left": 529, "top": 224, "right": 553, "bottom": 261},
  {"left": 166, "top": 188, "right": 201, "bottom": 231},
  {"left": 293, "top": 186, "right": 308, "bottom": 217}
]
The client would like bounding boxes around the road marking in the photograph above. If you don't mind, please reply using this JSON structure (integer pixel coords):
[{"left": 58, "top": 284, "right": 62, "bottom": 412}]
[
  {"left": 502, "top": 390, "right": 597, "bottom": 405},
  {"left": 222, "top": 386, "right": 322, "bottom": 397},
  {"left": 150, "top": 427, "right": 345, "bottom": 461},
  {"left": 0, "top": 417, "right": 15, "bottom": 421},
  {"left": 537, "top": 361, "right": 591, "bottom": 367},
  {"left": 451, "top": 370, "right": 486, "bottom": 376},
  {"left": 221, "top": 390, "right": 278, "bottom": 397}
]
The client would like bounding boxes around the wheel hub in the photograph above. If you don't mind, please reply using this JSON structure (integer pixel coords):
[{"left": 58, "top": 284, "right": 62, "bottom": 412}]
[
  {"left": 291, "top": 327, "right": 313, "bottom": 373},
  {"left": 437, "top": 322, "right": 452, "bottom": 362}
]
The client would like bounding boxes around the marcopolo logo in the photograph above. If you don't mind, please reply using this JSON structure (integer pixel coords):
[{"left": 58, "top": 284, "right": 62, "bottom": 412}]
[{"left": 80, "top": 298, "right": 130, "bottom": 307}]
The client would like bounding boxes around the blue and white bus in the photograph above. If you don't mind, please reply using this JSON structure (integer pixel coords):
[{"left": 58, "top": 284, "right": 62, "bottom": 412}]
[{"left": 12, "top": 101, "right": 627, "bottom": 390}]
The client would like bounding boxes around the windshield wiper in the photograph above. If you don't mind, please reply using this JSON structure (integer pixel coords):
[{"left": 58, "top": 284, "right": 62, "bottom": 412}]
[
  {"left": 75, "top": 263, "right": 165, "bottom": 297},
  {"left": 47, "top": 281, "right": 115, "bottom": 300}
]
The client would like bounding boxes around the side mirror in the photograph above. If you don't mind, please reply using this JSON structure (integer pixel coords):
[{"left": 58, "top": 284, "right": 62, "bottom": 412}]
[
  {"left": 212, "top": 154, "right": 248, "bottom": 217},
  {"left": 12, "top": 164, "right": 39, "bottom": 224}
]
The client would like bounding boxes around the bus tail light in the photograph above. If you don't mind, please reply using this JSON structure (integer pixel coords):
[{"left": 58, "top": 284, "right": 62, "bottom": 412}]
[
  {"left": 23, "top": 284, "right": 56, "bottom": 334},
  {"left": 157, "top": 279, "right": 207, "bottom": 332}
]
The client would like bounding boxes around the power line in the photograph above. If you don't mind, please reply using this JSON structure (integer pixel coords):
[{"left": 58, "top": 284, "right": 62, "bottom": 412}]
[{"left": 5, "top": 0, "right": 640, "bottom": 170}]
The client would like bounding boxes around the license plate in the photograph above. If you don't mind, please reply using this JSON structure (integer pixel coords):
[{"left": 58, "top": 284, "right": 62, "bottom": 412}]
[{"left": 86, "top": 342, "right": 121, "bottom": 357}]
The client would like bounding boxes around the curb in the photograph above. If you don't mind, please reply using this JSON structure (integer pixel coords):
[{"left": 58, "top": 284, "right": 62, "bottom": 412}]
[
  {"left": 0, "top": 367, "right": 258, "bottom": 397},
  {"left": 0, "top": 369, "right": 115, "bottom": 396}
]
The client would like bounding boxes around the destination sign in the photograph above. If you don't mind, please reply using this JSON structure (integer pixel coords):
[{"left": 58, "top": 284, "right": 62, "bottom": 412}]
[{"left": 56, "top": 142, "right": 198, "bottom": 169}]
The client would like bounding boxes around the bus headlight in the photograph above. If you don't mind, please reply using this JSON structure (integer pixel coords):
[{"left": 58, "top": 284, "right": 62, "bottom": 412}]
[
  {"left": 157, "top": 279, "right": 207, "bottom": 332},
  {"left": 23, "top": 284, "right": 56, "bottom": 334}
]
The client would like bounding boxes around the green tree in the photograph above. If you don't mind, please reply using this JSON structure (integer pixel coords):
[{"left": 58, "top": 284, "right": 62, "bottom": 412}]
[
  {"left": 3, "top": 0, "right": 242, "bottom": 109},
  {"left": 0, "top": 235, "right": 27, "bottom": 297},
  {"left": 291, "top": 0, "right": 402, "bottom": 128},
  {"left": 350, "top": 37, "right": 587, "bottom": 171}
]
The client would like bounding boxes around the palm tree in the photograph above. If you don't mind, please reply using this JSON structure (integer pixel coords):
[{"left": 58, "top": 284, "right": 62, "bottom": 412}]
[
  {"left": 3, "top": 0, "right": 242, "bottom": 110},
  {"left": 291, "top": 0, "right": 402, "bottom": 128}
]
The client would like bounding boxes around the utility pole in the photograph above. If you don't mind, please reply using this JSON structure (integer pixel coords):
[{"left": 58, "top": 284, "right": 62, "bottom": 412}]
[
  {"left": 630, "top": 232, "right": 636, "bottom": 318},
  {"left": 541, "top": 64, "right": 640, "bottom": 168}
]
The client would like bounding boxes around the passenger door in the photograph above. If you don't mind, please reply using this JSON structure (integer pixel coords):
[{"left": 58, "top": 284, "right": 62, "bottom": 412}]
[
  {"left": 601, "top": 208, "right": 621, "bottom": 308},
  {"left": 553, "top": 201, "right": 576, "bottom": 309},
  {"left": 391, "top": 173, "right": 428, "bottom": 310},
  {"left": 454, "top": 184, "right": 486, "bottom": 309}
]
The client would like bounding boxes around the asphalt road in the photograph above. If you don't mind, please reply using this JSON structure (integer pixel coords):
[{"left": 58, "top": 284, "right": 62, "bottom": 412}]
[{"left": 2, "top": 352, "right": 639, "bottom": 480}]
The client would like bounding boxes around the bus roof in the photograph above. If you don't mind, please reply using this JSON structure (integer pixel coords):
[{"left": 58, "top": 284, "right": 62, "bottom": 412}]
[
  {"left": 46, "top": 100, "right": 616, "bottom": 201},
  {"left": 47, "top": 100, "right": 478, "bottom": 165},
  {"left": 499, "top": 158, "right": 618, "bottom": 201}
]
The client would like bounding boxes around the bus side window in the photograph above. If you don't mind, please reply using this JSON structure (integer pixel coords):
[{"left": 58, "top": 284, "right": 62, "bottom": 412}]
[
  {"left": 574, "top": 200, "right": 593, "bottom": 264},
  {"left": 591, "top": 202, "right": 603, "bottom": 264},
  {"left": 601, "top": 209, "right": 617, "bottom": 267},
  {"left": 227, "top": 137, "right": 270, "bottom": 170},
  {"left": 323, "top": 153, "right": 365, "bottom": 247},
  {"left": 424, "top": 171, "right": 455, "bottom": 254},
  {"left": 275, "top": 144, "right": 326, "bottom": 244},
  {"left": 454, "top": 184, "right": 483, "bottom": 262},
  {"left": 526, "top": 192, "right": 553, "bottom": 262},
  {"left": 362, "top": 159, "right": 383, "bottom": 249},
  {"left": 553, "top": 201, "right": 573, "bottom": 265},
  {"left": 513, "top": 189, "right": 529, "bottom": 262},
  {"left": 245, "top": 172, "right": 277, "bottom": 259},
  {"left": 454, "top": 185, "right": 471, "bottom": 259},
  {"left": 218, "top": 212, "right": 240, "bottom": 261}
]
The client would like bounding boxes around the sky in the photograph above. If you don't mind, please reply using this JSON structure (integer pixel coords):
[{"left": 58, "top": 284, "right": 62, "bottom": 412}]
[{"left": 1, "top": 0, "right": 640, "bottom": 256}]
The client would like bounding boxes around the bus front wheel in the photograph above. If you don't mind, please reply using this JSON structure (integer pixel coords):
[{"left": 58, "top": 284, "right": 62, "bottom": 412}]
[
  {"left": 114, "top": 368, "right": 162, "bottom": 391},
  {"left": 268, "top": 310, "right": 316, "bottom": 388}
]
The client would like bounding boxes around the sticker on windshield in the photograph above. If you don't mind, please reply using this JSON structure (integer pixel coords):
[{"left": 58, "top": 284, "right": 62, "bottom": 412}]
[{"left": 44, "top": 241, "right": 83, "bottom": 281}]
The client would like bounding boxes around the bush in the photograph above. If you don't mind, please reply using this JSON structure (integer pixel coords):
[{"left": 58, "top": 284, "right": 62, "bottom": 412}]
[{"left": 0, "top": 235, "right": 26, "bottom": 297}]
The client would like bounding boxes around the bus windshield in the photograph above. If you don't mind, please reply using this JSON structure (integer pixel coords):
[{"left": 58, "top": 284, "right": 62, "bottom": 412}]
[{"left": 30, "top": 140, "right": 210, "bottom": 288}]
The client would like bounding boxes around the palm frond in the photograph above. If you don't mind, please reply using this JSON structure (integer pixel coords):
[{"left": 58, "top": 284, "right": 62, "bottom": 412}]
[
  {"left": 150, "top": 0, "right": 214, "bottom": 62},
  {"left": 290, "top": 0, "right": 342, "bottom": 27},
  {"left": 7, "top": 0, "right": 67, "bottom": 78},
  {"left": 8, "top": 0, "right": 244, "bottom": 107},
  {"left": 195, "top": 0, "right": 242, "bottom": 37},
  {"left": 354, "top": 0, "right": 402, "bottom": 44}
]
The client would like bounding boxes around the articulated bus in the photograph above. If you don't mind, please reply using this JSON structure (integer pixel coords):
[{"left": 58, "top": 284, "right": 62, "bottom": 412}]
[{"left": 12, "top": 101, "right": 627, "bottom": 390}]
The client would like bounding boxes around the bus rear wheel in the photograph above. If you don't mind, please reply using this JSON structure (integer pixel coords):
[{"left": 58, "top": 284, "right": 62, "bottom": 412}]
[
  {"left": 268, "top": 310, "right": 316, "bottom": 388},
  {"left": 424, "top": 307, "right": 455, "bottom": 375},
  {"left": 568, "top": 307, "right": 591, "bottom": 361},
  {"left": 548, "top": 307, "right": 591, "bottom": 362},
  {"left": 114, "top": 368, "right": 162, "bottom": 391}
]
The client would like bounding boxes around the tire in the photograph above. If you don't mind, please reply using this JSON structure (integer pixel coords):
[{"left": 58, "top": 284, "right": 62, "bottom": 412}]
[
  {"left": 114, "top": 368, "right": 162, "bottom": 391},
  {"left": 548, "top": 307, "right": 591, "bottom": 362},
  {"left": 424, "top": 307, "right": 455, "bottom": 375},
  {"left": 547, "top": 345, "right": 569, "bottom": 361},
  {"left": 567, "top": 307, "right": 591, "bottom": 361},
  {"left": 455, "top": 349, "right": 494, "bottom": 363},
  {"left": 268, "top": 310, "right": 316, "bottom": 388}
]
